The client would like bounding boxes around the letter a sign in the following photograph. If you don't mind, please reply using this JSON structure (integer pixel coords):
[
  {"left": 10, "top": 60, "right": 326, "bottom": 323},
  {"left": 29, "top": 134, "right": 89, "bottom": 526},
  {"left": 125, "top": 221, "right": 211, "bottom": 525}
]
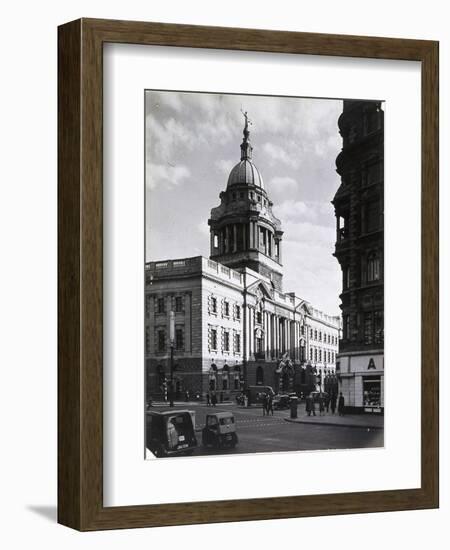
[{"left": 368, "top": 358, "right": 376, "bottom": 370}]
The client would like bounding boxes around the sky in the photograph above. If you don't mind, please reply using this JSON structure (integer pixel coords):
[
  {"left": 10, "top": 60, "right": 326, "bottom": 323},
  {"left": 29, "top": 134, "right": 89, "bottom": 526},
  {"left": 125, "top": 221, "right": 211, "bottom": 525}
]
[{"left": 145, "top": 91, "right": 343, "bottom": 316}]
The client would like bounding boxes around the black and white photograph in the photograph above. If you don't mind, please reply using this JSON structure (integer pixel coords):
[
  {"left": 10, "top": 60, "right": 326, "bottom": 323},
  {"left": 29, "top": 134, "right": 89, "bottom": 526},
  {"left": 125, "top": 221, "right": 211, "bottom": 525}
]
[{"left": 144, "top": 90, "right": 384, "bottom": 458}]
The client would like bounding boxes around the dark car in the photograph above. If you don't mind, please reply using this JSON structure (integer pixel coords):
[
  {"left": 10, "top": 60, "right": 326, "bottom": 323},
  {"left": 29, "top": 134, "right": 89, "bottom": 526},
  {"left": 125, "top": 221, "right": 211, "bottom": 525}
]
[
  {"left": 273, "top": 394, "right": 291, "bottom": 410},
  {"left": 202, "top": 412, "right": 238, "bottom": 449},
  {"left": 146, "top": 410, "right": 197, "bottom": 458}
]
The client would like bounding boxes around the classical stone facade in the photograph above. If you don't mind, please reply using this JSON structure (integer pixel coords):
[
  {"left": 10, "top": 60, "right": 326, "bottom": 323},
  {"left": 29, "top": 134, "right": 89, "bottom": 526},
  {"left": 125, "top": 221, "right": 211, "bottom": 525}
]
[
  {"left": 333, "top": 100, "right": 384, "bottom": 413},
  {"left": 146, "top": 115, "right": 340, "bottom": 400}
]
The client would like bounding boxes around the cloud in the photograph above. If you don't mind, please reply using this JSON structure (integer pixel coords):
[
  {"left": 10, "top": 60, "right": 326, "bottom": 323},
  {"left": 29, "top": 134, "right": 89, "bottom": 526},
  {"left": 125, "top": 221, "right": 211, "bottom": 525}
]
[
  {"left": 215, "top": 159, "right": 234, "bottom": 176},
  {"left": 262, "top": 142, "right": 300, "bottom": 169},
  {"left": 268, "top": 176, "right": 298, "bottom": 191},
  {"left": 146, "top": 163, "right": 191, "bottom": 190},
  {"left": 146, "top": 114, "right": 195, "bottom": 163},
  {"left": 274, "top": 200, "right": 335, "bottom": 226}
]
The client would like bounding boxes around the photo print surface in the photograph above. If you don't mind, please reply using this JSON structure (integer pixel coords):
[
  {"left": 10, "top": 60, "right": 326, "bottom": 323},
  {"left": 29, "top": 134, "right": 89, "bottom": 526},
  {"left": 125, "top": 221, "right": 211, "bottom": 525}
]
[{"left": 144, "top": 90, "right": 384, "bottom": 459}]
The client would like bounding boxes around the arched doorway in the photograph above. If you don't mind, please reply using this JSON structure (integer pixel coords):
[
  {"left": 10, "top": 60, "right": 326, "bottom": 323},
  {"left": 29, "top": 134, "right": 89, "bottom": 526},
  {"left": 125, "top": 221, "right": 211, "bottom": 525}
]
[{"left": 256, "top": 365, "right": 264, "bottom": 385}]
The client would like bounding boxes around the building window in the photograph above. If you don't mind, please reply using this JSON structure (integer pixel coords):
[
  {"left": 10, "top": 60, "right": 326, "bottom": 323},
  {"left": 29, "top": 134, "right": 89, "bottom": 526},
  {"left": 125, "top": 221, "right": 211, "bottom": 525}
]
[
  {"left": 256, "top": 310, "right": 262, "bottom": 324},
  {"left": 256, "top": 366, "right": 264, "bottom": 385},
  {"left": 211, "top": 296, "right": 217, "bottom": 314},
  {"left": 374, "top": 310, "right": 384, "bottom": 343},
  {"left": 343, "top": 266, "right": 350, "bottom": 289},
  {"left": 223, "top": 331, "right": 230, "bottom": 352},
  {"left": 255, "top": 335, "right": 263, "bottom": 354},
  {"left": 367, "top": 252, "right": 381, "bottom": 282},
  {"left": 309, "top": 348, "right": 313, "bottom": 361},
  {"left": 175, "top": 328, "right": 184, "bottom": 350},
  {"left": 223, "top": 301, "right": 230, "bottom": 317},
  {"left": 310, "top": 328, "right": 313, "bottom": 339},
  {"left": 344, "top": 315, "right": 350, "bottom": 340},
  {"left": 145, "top": 326, "right": 150, "bottom": 355},
  {"left": 365, "top": 200, "right": 380, "bottom": 233},
  {"left": 257, "top": 194, "right": 261, "bottom": 202},
  {"left": 235, "top": 305, "right": 241, "bottom": 320},
  {"left": 211, "top": 329, "right": 218, "bottom": 350},
  {"left": 364, "top": 313, "right": 373, "bottom": 345},
  {"left": 175, "top": 296, "right": 183, "bottom": 312},
  {"left": 319, "top": 349, "right": 322, "bottom": 362},
  {"left": 235, "top": 333, "right": 241, "bottom": 353},
  {"left": 232, "top": 192, "right": 236, "bottom": 201},
  {"left": 157, "top": 297, "right": 165, "bottom": 314},
  {"left": 239, "top": 192, "right": 244, "bottom": 199},
  {"left": 157, "top": 329, "right": 165, "bottom": 352},
  {"left": 319, "top": 331, "right": 322, "bottom": 342},
  {"left": 314, "top": 348, "right": 318, "bottom": 363},
  {"left": 314, "top": 329, "right": 317, "bottom": 340}
]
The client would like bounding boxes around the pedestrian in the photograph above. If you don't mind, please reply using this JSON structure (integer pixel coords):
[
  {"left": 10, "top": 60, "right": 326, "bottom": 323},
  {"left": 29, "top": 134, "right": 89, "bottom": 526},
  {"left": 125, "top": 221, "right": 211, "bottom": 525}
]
[
  {"left": 306, "top": 394, "right": 316, "bottom": 416},
  {"left": 261, "top": 393, "right": 268, "bottom": 416},
  {"left": 319, "top": 393, "right": 325, "bottom": 416},
  {"left": 338, "top": 392, "right": 345, "bottom": 416},
  {"left": 206, "top": 391, "right": 211, "bottom": 406},
  {"left": 330, "top": 393, "right": 337, "bottom": 415},
  {"left": 267, "top": 393, "right": 274, "bottom": 416},
  {"left": 244, "top": 393, "right": 248, "bottom": 408},
  {"left": 185, "top": 390, "right": 190, "bottom": 402},
  {"left": 211, "top": 391, "right": 217, "bottom": 407},
  {"left": 325, "top": 393, "right": 330, "bottom": 413}
]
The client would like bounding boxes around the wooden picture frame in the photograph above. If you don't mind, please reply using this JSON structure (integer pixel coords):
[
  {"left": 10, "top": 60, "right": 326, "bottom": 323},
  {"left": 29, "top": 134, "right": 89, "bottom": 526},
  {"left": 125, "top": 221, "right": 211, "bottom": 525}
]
[{"left": 58, "top": 18, "right": 439, "bottom": 531}]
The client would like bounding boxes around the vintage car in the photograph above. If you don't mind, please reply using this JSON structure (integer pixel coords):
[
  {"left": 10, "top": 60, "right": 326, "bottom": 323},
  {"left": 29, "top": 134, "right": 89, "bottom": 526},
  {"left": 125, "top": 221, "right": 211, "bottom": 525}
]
[
  {"left": 272, "top": 393, "right": 291, "bottom": 410},
  {"left": 247, "top": 385, "right": 275, "bottom": 405},
  {"left": 146, "top": 410, "right": 197, "bottom": 458},
  {"left": 202, "top": 412, "right": 238, "bottom": 449}
]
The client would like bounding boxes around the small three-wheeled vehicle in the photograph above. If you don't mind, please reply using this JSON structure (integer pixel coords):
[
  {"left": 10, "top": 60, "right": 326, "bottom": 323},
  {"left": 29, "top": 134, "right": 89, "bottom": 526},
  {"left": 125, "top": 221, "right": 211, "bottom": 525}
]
[
  {"left": 202, "top": 411, "right": 238, "bottom": 449},
  {"left": 146, "top": 410, "right": 197, "bottom": 458}
]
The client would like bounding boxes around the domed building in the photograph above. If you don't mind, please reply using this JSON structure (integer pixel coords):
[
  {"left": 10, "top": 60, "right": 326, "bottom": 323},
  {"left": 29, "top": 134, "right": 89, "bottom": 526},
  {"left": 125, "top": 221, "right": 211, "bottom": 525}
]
[
  {"left": 145, "top": 114, "right": 341, "bottom": 402},
  {"left": 208, "top": 114, "right": 284, "bottom": 291}
]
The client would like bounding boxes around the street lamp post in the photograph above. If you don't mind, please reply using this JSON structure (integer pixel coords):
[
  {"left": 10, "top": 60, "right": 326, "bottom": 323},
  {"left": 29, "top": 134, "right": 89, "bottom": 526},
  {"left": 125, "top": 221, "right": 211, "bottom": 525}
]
[{"left": 169, "top": 311, "right": 175, "bottom": 407}]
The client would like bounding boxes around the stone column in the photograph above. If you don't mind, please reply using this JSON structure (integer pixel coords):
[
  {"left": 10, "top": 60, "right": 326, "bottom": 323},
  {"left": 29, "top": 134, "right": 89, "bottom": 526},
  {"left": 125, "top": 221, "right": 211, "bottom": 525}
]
[
  {"left": 245, "top": 305, "right": 250, "bottom": 358},
  {"left": 273, "top": 316, "right": 276, "bottom": 358},
  {"left": 225, "top": 226, "right": 230, "bottom": 253},
  {"left": 233, "top": 224, "right": 237, "bottom": 252},
  {"left": 264, "top": 311, "right": 269, "bottom": 358},
  {"left": 249, "top": 307, "right": 254, "bottom": 357}
]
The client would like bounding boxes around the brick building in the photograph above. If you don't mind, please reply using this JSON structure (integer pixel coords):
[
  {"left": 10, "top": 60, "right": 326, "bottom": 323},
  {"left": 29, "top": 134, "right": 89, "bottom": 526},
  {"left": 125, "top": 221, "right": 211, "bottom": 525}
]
[
  {"left": 333, "top": 100, "right": 384, "bottom": 413},
  {"left": 146, "top": 116, "right": 340, "bottom": 401}
]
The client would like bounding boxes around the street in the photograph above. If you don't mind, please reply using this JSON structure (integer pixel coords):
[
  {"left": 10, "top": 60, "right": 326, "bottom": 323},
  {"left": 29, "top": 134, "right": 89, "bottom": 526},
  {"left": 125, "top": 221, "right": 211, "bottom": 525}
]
[{"left": 152, "top": 401, "right": 384, "bottom": 457}]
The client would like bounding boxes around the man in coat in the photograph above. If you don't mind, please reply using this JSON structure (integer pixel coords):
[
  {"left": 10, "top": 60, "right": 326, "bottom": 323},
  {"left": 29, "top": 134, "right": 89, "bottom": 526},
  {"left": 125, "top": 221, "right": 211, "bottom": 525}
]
[{"left": 338, "top": 392, "right": 345, "bottom": 416}]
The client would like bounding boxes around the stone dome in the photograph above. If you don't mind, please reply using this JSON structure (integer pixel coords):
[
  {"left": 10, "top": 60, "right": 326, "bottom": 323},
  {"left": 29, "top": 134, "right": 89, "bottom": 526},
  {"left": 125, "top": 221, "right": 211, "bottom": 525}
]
[{"left": 227, "top": 159, "right": 265, "bottom": 190}]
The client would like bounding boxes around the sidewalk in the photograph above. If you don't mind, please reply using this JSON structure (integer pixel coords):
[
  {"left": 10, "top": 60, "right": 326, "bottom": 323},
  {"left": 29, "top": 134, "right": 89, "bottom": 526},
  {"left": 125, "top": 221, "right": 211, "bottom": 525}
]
[{"left": 285, "top": 405, "right": 384, "bottom": 430}]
